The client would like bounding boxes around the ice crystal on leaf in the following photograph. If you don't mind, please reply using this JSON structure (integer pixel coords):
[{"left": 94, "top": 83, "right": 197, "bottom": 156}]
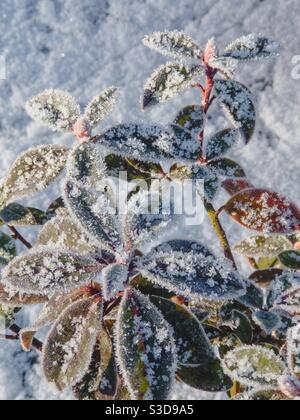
[
  {"left": 142, "top": 63, "right": 202, "bottom": 110},
  {"left": 26, "top": 90, "right": 80, "bottom": 132},
  {"left": 234, "top": 235, "right": 293, "bottom": 258},
  {"left": 205, "top": 129, "right": 239, "bottom": 161},
  {"left": 224, "top": 189, "right": 300, "bottom": 234},
  {"left": 143, "top": 31, "right": 202, "bottom": 60},
  {"left": 215, "top": 80, "right": 256, "bottom": 143},
  {"left": 2, "top": 249, "right": 103, "bottom": 297},
  {"left": 287, "top": 324, "right": 300, "bottom": 376},
  {"left": 84, "top": 87, "right": 120, "bottom": 127},
  {"left": 0, "top": 145, "right": 68, "bottom": 209},
  {"left": 222, "top": 346, "right": 286, "bottom": 388},
  {"left": 208, "top": 57, "right": 239, "bottom": 79},
  {"left": 42, "top": 297, "right": 103, "bottom": 390},
  {"left": 224, "top": 34, "right": 280, "bottom": 61},
  {"left": 0, "top": 231, "right": 16, "bottom": 265},
  {"left": 173, "top": 105, "right": 204, "bottom": 140},
  {"left": 138, "top": 240, "right": 246, "bottom": 302},
  {"left": 0, "top": 283, "right": 47, "bottom": 308},
  {"left": 252, "top": 310, "right": 281, "bottom": 334},
  {"left": 115, "top": 289, "right": 177, "bottom": 400},
  {"left": 102, "top": 263, "right": 129, "bottom": 301}
]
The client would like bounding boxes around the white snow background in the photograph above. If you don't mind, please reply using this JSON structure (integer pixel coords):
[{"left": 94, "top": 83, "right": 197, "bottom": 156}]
[{"left": 0, "top": 0, "right": 299, "bottom": 400}]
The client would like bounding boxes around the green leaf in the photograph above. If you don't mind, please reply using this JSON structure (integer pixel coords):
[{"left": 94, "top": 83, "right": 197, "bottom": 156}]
[
  {"left": 142, "top": 63, "right": 202, "bottom": 110},
  {"left": 0, "top": 305, "right": 17, "bottom": 330},
  {"left": 238, "top": 280, "right": 264, "bottom": 310},
  {"left": 143, "top": 31, "right": 202, "bottom": 60},
  {"left": 46, "top": 197, "right": 65, "bottom": 218},
  {"left": 26, "top": 90, "right": 80, "bottom": 132},
  {"left": 37, "top": 213, "right": 96, "bottom": 254},
  {"left": 224, "top": 35, "right": 280, "bottom": 61},
  {"left": 177, "top": 362, "right": 232, "bottom": 393},
  {"left": 0, "top": 203, "right": 48, "bottom": 226},
  {"left": 174, "top": 105, "right": 204, "bottom": 138},
  {"left": 234, "top": 235, "right": 293, "bottom": 258},
  {"left": 115, "top": 289, "right": 176, "bottom": 400},
  {"left": 205, "top": 129, "right": 239, "bottom": 161},
  {"left": 64, "top": 181, "right": 122, "bottom": 251},
  {"left": 279, "top": 251, "right": 300, "bottom": 270},
  {"left": 43, "top": 297, "right": 103, "bottom": 391},
  {"left": 222, "top": 346, "right": 286, "bottom": 388},
  {"left": 223, "top": 189, "right": 300, "bottom": 234},
  {"left": 95, "top": 124, "right": 200, "bottom": 164},
  {"left": 0, "top": 145, "right": 68, "bottom": 209},
  {"left": 0, "top": 231, "right": 16, "bottom": 265},
  {"left": 230, "top": 310, "right": 253, "bottom": 344},
  {"left": 139, "top": 240, "right": 245, "bottom": 302},
  {"left": 253, "top": 310, "right": 281, "bottom": 334},
  {"left": 208, "top": 158, "right": 246, "bottom": 178},
  {"left": 84, "top": 87, "right": 120, "bottom": 127},
  {"left": 215, "top": 80, "right": 256, "bottom": 143},
  {"left": 105, "top": 154, "right": 161, "bottom": 183},
  {"left": 266, "top": 271, "right": 300, "bottom": 313},
  {"left": 3, "top": 249, "right": 104, "bottom": 297}
]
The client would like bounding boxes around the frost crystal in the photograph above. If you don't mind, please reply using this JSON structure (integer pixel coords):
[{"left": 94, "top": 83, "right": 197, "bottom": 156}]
[
  {"left": 84, "top": 87, "right": 120, "bottom": 127},
  {"left": 2, "top": 248, "right": 102, "bottom": 297},
  {"left": 115, "top": 289, "right": 177, "bottom": 400},
  {"left": 26, "top": 90, "right": 80, "bottom": 132},
  {"left": 205, "top": 128, "right": 239, "bottom": 161},
  {"left": 102, "top": 263, "right": 129, "bottom": 301},
  {"left": 142, "top": 63, "right": 202, "bottom": 109},
  {"left": 0, "top": 145, "right": 68, "bottom": 208},
  {"left": 143, "top": 31, "right": 202, "bottom": 60},
  {"left": 234, "top": 235, "right": 293, "bottom": 258},
  {"left": 224, "top": 34, "right": 280, "bottom": 61},
  {"left": 139, "top": 240, "right": 246, "bottom": 302}
]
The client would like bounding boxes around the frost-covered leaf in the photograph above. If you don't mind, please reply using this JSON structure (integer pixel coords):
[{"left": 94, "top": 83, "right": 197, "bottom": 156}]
[
  {"left": 0, "top": 283, "right": 47, "bottom": 308},
  {"left": 95, "top": 123, "right": 199, "bottom": 164},
  {"left": 115, "top": 289, "right": 176, "bottom": 400},
  {"left": 234, "top": 235, "right": 292, "bottom": 258},
  {"left": 0, "top": 305, "right": 16, "bottom": 330},
  {"left": 139, "top": 240, "right": 245, "bottom": 302},
  {"left": 249, "top": 268, "right": 283, "bottom": 288},
  {"left": 278, "top": 375, "right": 300, "bottom": 399},
  {"left": 66, "top": 141, "right": 107, "bottom": 189},
  {"left": 221, "top": 309, "right": 253, "bottom": 344},
  {"left": 0, "top": 203, "right": 48, "bottom": 226},
  {"left": 237, "top": 280, "right": 264, "bottom": 310},
  {"left": 43, "top": 297, "right": 103, "bottom": 390},
  {"left": 224, "top": 34, "right": 280, "bottom": 61},
  {"left": 170, "top": 164, "right": 219, "bottom": 200},
  {"left": 208, "top": 57, "right": 239, "bottom": 79},
  {"left": 279, "top": 250, "right": 300, "bottom": 270},
  {"left": 105, "top": 154, "right": 161, "bottom": 182},
  {"left": 143, "top": 31, "right": 201, "bottom": 60},
  {"left": 142, "top": 63, "right": 202, "bottom": 110},
  {"left": 74, "top": 329, "right": 117, "bottom": 400},
  {"left": 222, "top": 346, "right": 286, "bottom": 388},
  {"left": 223, "top": 189, "right": 300, "bottom": 234},
  {"left": 170, "top": 124, "right": 202, "bottom": 161},
  {"left": 252, "top": 310, "right": 281, "bottom": 334},
  {"left": 46, "top": 197, "right": 65, "bottom": 218},
  {"left": 222, "top": 178, "right": 254, "bottom": 196},
  {"left": 267, "top": 272, "right": 300, "bottom": 316},
  {"left": 287, "top": 324, "right": 300, "bottom": 376},
  {"left": 37, "top": 213, "right": 96, "bottom": 253},
  {"left": 205, "top": 129, "right": 239, "bottom": 161},
  {"left": 3, "top": 249, "right": 103, "bottom": 297},
  {"left": 178, "top": 361, "right": 232, "bottom": 393},
  {"left": 236, "top": 390, "right": 286, "bottom": 401},
  {"left": 84, "top": 87, "right": 120, "bottom": 126},
  {"left": 208, "top": 157, "right": 246, "bottom": 178},
  {"left": 0, "top": 145, "right": 68, "bottom": 209},
  {"left": 64, "top": 181, "right": 122, "bottom": 251},
  {"left": 124, "top": 190, "right": 174, "bottom": 248},
  {"left": 20, "top": 288, "right": 87, "bottom": 351},
  {"left": 215, "top": 80, "right": 256, "bottom": 143},
  {"left": 174, "top": 105, "right": 204, "bottom": 140},
  {"left": 0, "top": 231, "right": 16, "bottom": 265},
  {"left": 26, "top": 90, "right": 80, "bottom": 132},
  {"left": 102, "top": 263, "right": 129, "bottom": 301}
]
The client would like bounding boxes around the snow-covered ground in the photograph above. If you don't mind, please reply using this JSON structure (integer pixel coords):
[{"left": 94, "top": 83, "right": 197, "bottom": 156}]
[{"left": 0, "top": 0, "right": 299, "bottom": 400}]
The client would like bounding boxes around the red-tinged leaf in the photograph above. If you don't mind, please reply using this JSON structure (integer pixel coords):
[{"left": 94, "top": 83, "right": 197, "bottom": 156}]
[
  {"left": 249, "top": 269, "right": 284, "bottom": 288},
  {"left": 223, "top": 189, "right": 300, "bottom": 234},
  {"left": 222, "top": 179, "right": 254, "bottom": 196}
]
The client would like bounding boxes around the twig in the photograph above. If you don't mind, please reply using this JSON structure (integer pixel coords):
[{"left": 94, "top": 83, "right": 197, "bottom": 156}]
[
  {"left": 9, "top": 324, "right": 43, "bottom": 352},
  {"left": 0, "top": 333, "right": 19, "bottom": 341},
  {"left": 8, "top": 226, "right": 33, "bottom": 249}
]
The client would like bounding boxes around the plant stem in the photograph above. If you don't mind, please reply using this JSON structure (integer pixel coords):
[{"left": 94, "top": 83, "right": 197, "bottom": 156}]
[
  {"left": 8, "top": 226, "right": 33, "bottom": 249},
  {"left": 204, "top": 199, "right": 237, "bottom": 269},
  {"left": 199, "top": 64, "right": 237, "bottom": 269}
]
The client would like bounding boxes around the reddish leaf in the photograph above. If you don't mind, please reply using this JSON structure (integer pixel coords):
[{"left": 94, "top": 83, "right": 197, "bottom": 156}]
[
  {"left": 222, "top": 179, "right": 254, "bottom": 196},
  {"left": 223, "top": 189, "right": 300, "bottom": 234}
]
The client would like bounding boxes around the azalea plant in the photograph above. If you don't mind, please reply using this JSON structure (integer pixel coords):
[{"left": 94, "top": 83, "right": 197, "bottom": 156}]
[{"left": 0, "top": 31, "right": 300, "bottom": 401}]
